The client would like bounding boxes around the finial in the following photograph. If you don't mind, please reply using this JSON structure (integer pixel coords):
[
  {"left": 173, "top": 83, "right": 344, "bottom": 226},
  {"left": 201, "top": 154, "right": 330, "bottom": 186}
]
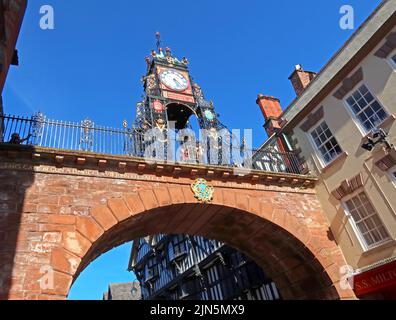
[
  {"left": 155, "top": 32, "right": 161, "bottom": 52},
  {"left": 123, "top": 119, "right": 128, "bottom": 129}
]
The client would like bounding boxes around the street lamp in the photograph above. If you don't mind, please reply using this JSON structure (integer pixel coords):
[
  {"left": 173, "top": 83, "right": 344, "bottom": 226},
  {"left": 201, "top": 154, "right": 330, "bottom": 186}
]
[
  {"left": 361, "top": 128, "right": 393, "bottom": 152},
  {"left": 131, "top": 283, "right": 139, "bottom": 298}
]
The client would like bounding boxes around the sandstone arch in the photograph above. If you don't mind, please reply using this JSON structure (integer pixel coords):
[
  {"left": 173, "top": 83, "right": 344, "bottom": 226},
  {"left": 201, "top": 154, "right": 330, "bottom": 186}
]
[
  {"left": 49, "top": 185, "right": 353, "bottom": 300},
  {"left": 0, "top": 147, "right": 356, "bottom": 300}
]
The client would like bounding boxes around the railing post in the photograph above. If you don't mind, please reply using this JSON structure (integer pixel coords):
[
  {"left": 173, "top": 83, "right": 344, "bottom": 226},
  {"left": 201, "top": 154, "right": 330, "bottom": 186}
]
[
  {"left": 32, "top": 112, "right": 46, "bottom": 147},
  {"left": 79, "top": 118, "right": 94, "bottom": 152}
]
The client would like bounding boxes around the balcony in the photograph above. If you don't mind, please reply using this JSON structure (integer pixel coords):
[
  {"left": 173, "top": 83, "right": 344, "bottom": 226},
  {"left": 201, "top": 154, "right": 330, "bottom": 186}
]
[{"left": 0, "top": 113, "right": 308, "bottom": 177}]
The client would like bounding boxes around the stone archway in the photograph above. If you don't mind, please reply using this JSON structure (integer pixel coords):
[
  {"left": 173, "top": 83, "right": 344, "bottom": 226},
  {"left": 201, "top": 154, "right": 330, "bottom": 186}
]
[
  {"left": 0, "top": 147, "right": 356, "bottom": 300},
  {"left": 49, "top": 186, "right": 352, "bottom": 301}
]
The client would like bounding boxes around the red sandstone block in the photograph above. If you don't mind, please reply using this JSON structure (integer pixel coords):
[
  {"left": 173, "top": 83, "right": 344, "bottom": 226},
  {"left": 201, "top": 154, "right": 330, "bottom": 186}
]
[
  {"left": 125, "top": 194, "right": 145, "bottom": 214},
  {"left": 22, "top": 203, "right": 38, "bottom": 213},
  {"left": 272, "top": 208, "right": 287, "bottom": 228},
  {"left": 38, "top": 214, "right": 76, "bottom": 225},
  {"left": 235, "top": 193, "right": 249, "bottom": 211},
  {"left": 43, "top": 232, "right": 62, "bottom": 244},
  {"left": 138, "top": 190, "right": 158, "bottom": 211},
  {"left": 7, "top": 293, "right": 24, "bottom": 300},
  {"left": 22, "top": 268, "right": 44, "bottom": 292},
  {"left": 37, "top": 294, "right": 66, "bottom": 300},
  {"left": 59, "top": 196, "right": 74, "bottom": 206},
  {"left": 167, "top": 187, "right": 185, "bottom": 204},
  {"left": 37, "top": 204, "right": 60, "bottom": 215},
  {"left": 62, "top": 231, "right": 91, "bottom": 258},
  {"left": 37, "top": 195, "right": 59, "bottom": 206},
  {"left": 259, "top": 202, "right": 275, "bottom": 221},
  {"left": 221, "top": 189, "right": 236, "bottom": 207},
  {"left": 41, "top": 271, "right": 73, "bottom": 297},
  {"left": 108, "top": 198, "right": 131, "bottom": 222},
  {"left": 76, "top": 216, "right": 104, "bottom": 243},
  {"left": 39, "top": 224, "right": 74, "bottom": 233},
  {"left": 91, "top": 206, "right": 117, "bottom": 231},
  {"left": 51, "top": 248, "right": 81, "bottom": 276},
  {"left": 182, "top": 186, "right": 197, "bottom": 203},
  {"left": 41, "top": 186, "right": 67, "bottom": 195},
  {"left": 153, "top": 188, "right": 172, "bottom": 207}
]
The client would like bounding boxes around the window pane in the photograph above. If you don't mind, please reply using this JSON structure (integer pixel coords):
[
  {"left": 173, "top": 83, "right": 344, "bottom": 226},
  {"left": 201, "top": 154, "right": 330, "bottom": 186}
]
[
  {"left": 357, "top": 222, "right": 368, "bottom": 234},
  {"left": 346, "top": 97, "right": 355, "bottom": 107},
  {"left": 364, "top": 234, "right": 374, "bottom": 246},
  {"left": 344, "top": 192, "right": 389, "bottom": 248},
  {"left": 379, "top": 226, "right": 390, "bottom": 239},
  {"left": 311, "top": 121, "right": 342, "bottom": 164},
  {"left": 364, "top": 92, "right": 374, "bottom": 103},
  {"left": 359, "top": 85, "right": 368, "bottom": 95},
  {"left": 346, "top": 86, "right": 388, "bottom": 132}
]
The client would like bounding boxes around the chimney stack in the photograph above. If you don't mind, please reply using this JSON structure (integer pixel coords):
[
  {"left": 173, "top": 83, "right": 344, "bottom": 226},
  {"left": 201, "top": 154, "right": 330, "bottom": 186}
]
[
  {"left": 288, "top": 64, "right": 316, "bottom": 96},
  {"left": 256, "top": 94, "right": 283, "bottom": 136}
]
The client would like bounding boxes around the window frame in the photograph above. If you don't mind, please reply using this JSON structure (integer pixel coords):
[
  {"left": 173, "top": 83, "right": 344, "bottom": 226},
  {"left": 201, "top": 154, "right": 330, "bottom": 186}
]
[
  {"left": 388, "top": 50, "right": 396, "bottom": 70},
  {"left": 308, "top": 120, "right": 343, "bottom": 167},
  {"left": 341, "top": 190, "right": 391, "bottom": 252},
  {"left": 387, "top": 165, "right": 396, "bottom": 187},
  {"left": 343, "top": 82, "right": 390, "bottom": 135}
]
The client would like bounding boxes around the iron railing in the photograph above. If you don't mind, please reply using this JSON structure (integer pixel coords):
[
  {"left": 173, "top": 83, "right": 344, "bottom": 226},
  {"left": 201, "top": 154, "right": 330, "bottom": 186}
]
[{"left": 0, "top": 113, "right": 305, "bottom": 174}]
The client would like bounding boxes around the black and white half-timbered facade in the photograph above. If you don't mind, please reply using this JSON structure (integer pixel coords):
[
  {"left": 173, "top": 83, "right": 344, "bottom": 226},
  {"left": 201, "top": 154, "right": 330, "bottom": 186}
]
[{"left": 129, "top": 235, "right": 281, "bottom": 301}]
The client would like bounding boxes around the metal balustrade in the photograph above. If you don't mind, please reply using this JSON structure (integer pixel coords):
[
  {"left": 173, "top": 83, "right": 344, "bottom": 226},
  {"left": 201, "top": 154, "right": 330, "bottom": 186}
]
[{"left": 0, "top": 113, "right": 305, "bottom": 175}]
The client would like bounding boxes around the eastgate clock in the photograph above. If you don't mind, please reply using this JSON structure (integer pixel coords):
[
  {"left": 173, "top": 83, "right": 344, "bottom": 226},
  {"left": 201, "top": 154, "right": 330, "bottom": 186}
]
[{"left": 159, "top": 69, "right": 189, "bottom": 91}]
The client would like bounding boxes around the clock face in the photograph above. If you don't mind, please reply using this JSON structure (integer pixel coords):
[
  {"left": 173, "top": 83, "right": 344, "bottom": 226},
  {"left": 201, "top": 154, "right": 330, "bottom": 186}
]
[{"left": 159, "top": 70, "right": 189, "bottom": 91}]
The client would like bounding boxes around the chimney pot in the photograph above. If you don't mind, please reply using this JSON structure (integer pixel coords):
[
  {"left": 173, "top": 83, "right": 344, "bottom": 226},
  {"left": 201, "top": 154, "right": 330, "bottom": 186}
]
[{"left": 289, "top": 64, "right": 316, "bottom": 96}]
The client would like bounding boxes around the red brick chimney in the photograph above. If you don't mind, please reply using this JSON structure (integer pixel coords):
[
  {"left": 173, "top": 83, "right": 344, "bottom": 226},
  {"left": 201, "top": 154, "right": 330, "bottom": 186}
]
[
  {"left": 256, "top": 94, "right": 288, "bottom": 153},
  {"left": 256, "top": 94, "right": 283, "bottom": 136},
  {"left": 288, "top": 65, "right": 316, "bottom": 96}
]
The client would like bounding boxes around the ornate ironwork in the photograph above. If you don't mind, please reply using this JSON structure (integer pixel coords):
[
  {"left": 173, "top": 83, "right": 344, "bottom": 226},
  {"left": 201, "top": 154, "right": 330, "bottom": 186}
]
[
  {"left": 0, "top": 113, "right": 305, "bottom": 174},
  {"left": 31, "top": 112, "right": 46, "bottom": 145},
  {"left": 79, "top": 118, "right": 94, "bottom": 152}
]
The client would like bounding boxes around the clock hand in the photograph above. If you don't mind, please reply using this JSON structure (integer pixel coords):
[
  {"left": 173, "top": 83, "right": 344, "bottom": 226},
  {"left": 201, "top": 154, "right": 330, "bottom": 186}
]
[{"left": 173, "top": 78, "right": 182, "bottom": 87}]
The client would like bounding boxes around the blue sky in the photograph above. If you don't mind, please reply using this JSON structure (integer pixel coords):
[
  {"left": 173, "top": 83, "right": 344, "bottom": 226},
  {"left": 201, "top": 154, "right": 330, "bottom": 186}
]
[{"left": 4, "top": 0, "right": 382, "bottom": 300}]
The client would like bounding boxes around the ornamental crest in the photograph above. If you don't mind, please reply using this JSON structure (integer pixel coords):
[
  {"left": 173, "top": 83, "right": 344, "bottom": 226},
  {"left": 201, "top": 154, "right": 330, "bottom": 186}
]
[{"left": 191, "top": 178, "right": 214, "bottom": 203}]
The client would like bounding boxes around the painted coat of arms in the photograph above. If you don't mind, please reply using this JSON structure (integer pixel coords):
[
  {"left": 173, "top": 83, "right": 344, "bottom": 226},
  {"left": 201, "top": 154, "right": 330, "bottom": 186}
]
[{"left": 191, "top": 178, "right": 214, "bottom": 203}]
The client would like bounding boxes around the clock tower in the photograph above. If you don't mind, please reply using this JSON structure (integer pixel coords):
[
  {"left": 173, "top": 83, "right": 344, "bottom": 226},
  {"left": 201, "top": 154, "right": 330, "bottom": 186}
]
[{"left": 133, "top": 39, "right": 224, "bottom": 135}]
